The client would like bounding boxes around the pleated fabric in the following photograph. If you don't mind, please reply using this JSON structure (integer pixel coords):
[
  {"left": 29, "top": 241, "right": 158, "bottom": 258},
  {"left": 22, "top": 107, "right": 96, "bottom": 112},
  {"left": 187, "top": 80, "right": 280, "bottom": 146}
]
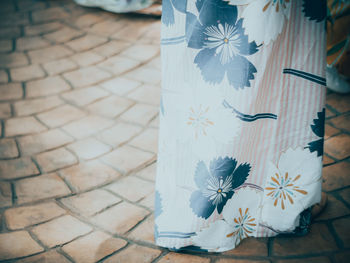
[{"left": 155, "top": 0, "right": 327, "bottom": 252}]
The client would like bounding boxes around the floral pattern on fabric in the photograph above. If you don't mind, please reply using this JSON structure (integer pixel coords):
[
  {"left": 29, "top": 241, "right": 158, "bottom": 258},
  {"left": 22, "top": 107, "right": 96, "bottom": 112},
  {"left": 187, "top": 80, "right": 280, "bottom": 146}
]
[
  {"left": 306, "top": 108, "right": 325, "bottom": 157},
  {"left": 261, "top": 147, "right": 322, "bottom": 231},
  {"left": 239, "top": 0, "right": 292, "bottom": 45},
  {"left": 302, "top": 0, "right": 327, "bottom": 22},
  {"left": 190, "top": 156, "right": 251, "bottom": 219},
  {"left": 192, "top": 187, "right": 262, "bottom": 251},
  {"left": 162, "top": 0, "right": 187, "bottom": 26},
  {"left": 186, "top": 0, "right": 259, "bottom": 89}
]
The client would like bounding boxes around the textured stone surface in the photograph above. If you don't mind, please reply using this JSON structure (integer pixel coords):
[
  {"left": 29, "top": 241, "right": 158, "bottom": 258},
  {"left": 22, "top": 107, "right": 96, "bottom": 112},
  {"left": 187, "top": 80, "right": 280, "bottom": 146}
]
[
  {"left": 322, "top": 161, "right": 350, "bottom": 191},
  {"left": 91, "top": 202, "right": 149, "bottom": 234},
  {"left": 157, "top": 253, "right": 210, "bottom": 263},
  {"left": 0, "top": 138, "right": 19, "bottom": 159},
  {"left": 103, "top": 244, "right": 161, "bottom": 263},
  {"left": 0, "top": 157, "right": 39, "bottom": 180},
  {"left": 36, "top": 147, "right": 78, "bottom": 172},
  {"left": 15, "top": 173, "right": 71, "bottom": 204},
  {"left": 62, "top": 231, "right": 127, "bottom": 263},
  {"left": 15, "top": 250, "right": 71, "bottom": 263},
  {"left": 4, "top": 201, "right": 66, "bottom": 230},
  {"left": 0, "top": 231, "right": 44, "bottom": 261},
  {"left": 31, "top": 215, "right": 92, "bottom": 248}
]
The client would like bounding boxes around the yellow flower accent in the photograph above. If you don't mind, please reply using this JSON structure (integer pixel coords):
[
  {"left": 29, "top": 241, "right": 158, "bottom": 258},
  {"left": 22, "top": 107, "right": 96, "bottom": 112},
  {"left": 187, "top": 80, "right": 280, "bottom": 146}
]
[
  {"left": 186, "top": 105, "right": 214, "bottom": 139},
  {"left": 226, "top": 207, "right": 256, "bottom": 242},
  {"left": 265, "top": 172, "right": 308, "bottom": 210}
]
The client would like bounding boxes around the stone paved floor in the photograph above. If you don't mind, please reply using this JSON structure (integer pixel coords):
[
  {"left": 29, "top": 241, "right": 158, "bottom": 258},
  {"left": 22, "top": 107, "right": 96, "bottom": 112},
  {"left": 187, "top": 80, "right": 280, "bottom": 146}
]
[{"left": 0, "top": 0, "right": 349, "bottom": 262}]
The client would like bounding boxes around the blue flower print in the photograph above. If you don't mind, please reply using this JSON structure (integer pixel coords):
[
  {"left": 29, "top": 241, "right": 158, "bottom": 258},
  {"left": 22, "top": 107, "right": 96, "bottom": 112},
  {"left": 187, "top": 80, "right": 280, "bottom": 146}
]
[
  {"left": 306, "top": 108, "right": 325, "bottom": 157},
  {"left": 190, "top": 156, "right": 251, "bottom": 219},
  {"left": 186, "top": 0, "right": 259, "bottom": 89},
  {"left": 302, "top": 0, "right": 327, "bottom": 22},
  {"left": 162, "top": 0, "right": 187, "bottom": 26}
]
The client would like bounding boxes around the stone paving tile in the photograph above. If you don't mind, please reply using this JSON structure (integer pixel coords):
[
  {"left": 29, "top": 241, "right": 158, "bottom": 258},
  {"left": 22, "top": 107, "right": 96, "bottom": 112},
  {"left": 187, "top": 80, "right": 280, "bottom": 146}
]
[
  {"left": 0, "top": 26, "right": 21, "bottom": 39},
  {"left": 135, "top": 162, "right": 157, "bottom": 181},
  {"left": 101, "top": 145, "right": 155, "bottom": 175},
  {"left": 139, "top": 192, "right": 155, "bottom": 210},
  {"left": 10, "top": 64, "right": 46, "bottom": 82},
  {"left": 157, "top": 253, "right": 210, "bottom": 263},
  {"left": 100, "top": 76, "right": 141, "bottom": 95},
  {"left": 16, "top": 36, "right": 51, "bottom": 51},
  {"left": 97, "top": 121, "right": 143, "bottom": 147},
  {"left": 334, "top": 250, "right": 350, "bottom": 263},
  {"left": 0, "top": 157, "right": 39, "bottom": 180},
  {"left": 26, "top": 76, "right": 71, "bottom": 98},
  {"left": 324, "top": 134, "right": 350, "bottom": 160},
  {"left": 223, "top": 237, "right": 268, "bottom": 256},
  {"left": 0, "top": 52, "right": 29, "bottom": 68},
  {"left": 128, "top": 127, "right": 159, "bottom": 153},
  {"left": 14, "top": 96, "right": 63, "bottom": 116},
  {"left": 24, "top": 21, "right": 62, "bottom": 36},
  {"left": 332, "top": 217, "right": 350, "bottom": 248},
  {"left": 315, "top": 194, "right": 350, "bottom": 221},
  {"left": 4, "top": 201, "right": 66, "bottom": 230},
  {"left": 120, "top": 44, "right": 159, "bottom": 62},
  {"left": 339, "top": 188, "right": 350, "bottom": 205},
  {"left": 32, "top": 7, "right": 69, "bottom": 23},
  {"left": 0, "top": 181, "right": 12, "bottom": 208},
  {"left": 119, "top": 103, "right": 159, "bottom": 126},
  {"left": 70, "top": 51, "right": 105, "bottom": 67},
  {"left": 37, "top": 104, "right": 86, "bottom": 128},
  {"left": 127, "top": 214, "right": 155, "bottom": 243},
  {"left": 44, "top": 26, "right": 84, "bottom": 44},
  {"left": 105, "top": 175, "right": 154, "bottom": 202},
  {"left": 87, "top": 20, "right": 128, "bottom": 37},
  {"left": 62, "top": 115, "right": 114, "bottom": 139},
  {"left": 60, "top": 189, "right": 121, "bottom": 217},
  {"left": 98, "top": 55, "right": 141, "bottom": 75},
  {"left": 0, "top": 138, "right": 19, "bottom": 158},
  {"left": 91, "top": 201, "right": 149, "bottom": 234},
  {"left": 103, "top": 244, "right": 161, "bottom": 263},
  {"left": 326, "top": 93, "right": 350, "bottom": 113},
  {"left": 0, "top": 39, "right": 12, "bottom": 52},
  {"left": 15, "top": 250, "right": 71, "bottom": 263},
  {"left": 127, "top": 84, "right": 161, "bottom": 105},
  {"left": 62, "top": 231, "right": 127, "bottom": 263},
  {"left": 0, "top": 230, "right": 44, "bottom": 261},
  {"left": 73, "top": 13, "right": 105, "bottom": 28},
  {"left": 59, "top": 160, "right": 121, "bottom": 193},
  {"left": 322, "top": 161, "right": 350, "bottom": 191},
  {"left": 0, "top": 83, "right": 23, "bottom": 101},
  {"left": 66, "top": 34, "right": 108, "bottom": 52},
  {"left": 124, "top": 66, "right": 161, "bottom": 85},
  {"left": 63, "top": 66, "right": 111, "bottom": 88},
  {"left": 43, "top": 58, "right": 78, "bottom": 76},
  {"left": 5, "top": 116, "right": 47, "bottom": 137},
  {"left": 149, "top": 114, "right": 160, "bottom": 128},
  {"left": 0, "top": 70, "right": 9, "bottom": 83},
  {"left": 111, "top": 20, "right": 155, "bottom": 41},
  {"left": 275, "top": 257, "right": 331, "bottom": 263},
  {"left": 28, "top": 45, "right": 73, "bottom": 64},
  {"left": 18, "top": 129, "right": 74, "bottom": 156},
  {"left": 272, "top": 223, "right": 337, "bottom": 256},
  {"left": 15, "top": 173, "right": 71, "bottom": 204},
  {"left": 61, "top": 86, "right": 109, "bottom": 106},
  {"left": 329, "top": 113, "right": 350, "bottom": 132},
  {"left": 66, "top": 137, "right": 112, "bottom": 160},
  {"left": 0, "top": 102, "right": 11, "bottom": 118},
  {"left": 92, "top": 40, "right": 131, "bottom": 58},
  {"left": 216, "top": 260, "right": 270, "bottom": 263},
  {"left": 325, "top": 124, "right": 341, "bottom": 139},
  {"left": 86, "top": 95, "right": 134, "bottom": 118},
  {"left": 31, "top": 214, "right": 92, "bottom": 248},
  {"left": 36, "top": 147, "right": 78, "bottom": 172}
]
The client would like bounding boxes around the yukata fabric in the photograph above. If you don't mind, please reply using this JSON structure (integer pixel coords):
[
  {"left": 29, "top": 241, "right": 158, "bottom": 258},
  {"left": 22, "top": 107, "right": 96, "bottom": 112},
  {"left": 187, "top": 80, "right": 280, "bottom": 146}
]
[
  {"left": 154, "top": 0, "right": 327, "bottom": 252},
  {"left": 73, "top": 0, "right": 154, "bottom": 13}
]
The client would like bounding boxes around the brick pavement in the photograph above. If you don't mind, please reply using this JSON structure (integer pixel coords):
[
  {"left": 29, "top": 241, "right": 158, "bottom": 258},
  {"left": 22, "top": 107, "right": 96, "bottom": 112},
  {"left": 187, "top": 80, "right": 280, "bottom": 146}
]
[{"left": 0, "top": 0, "right": 349, "bottom": 262}]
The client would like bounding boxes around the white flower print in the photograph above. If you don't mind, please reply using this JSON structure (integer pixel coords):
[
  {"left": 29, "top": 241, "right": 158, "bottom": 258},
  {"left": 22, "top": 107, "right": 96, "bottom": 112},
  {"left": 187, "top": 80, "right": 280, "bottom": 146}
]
[
  {"left": 192, "top": 187, "right": 262, "bottom": 252},
  {"left": 261, "top": 147, "right": 322, "bottom": 232},
  {"left": 238, "top": 0, "right": 292, "bottom": 45}
]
